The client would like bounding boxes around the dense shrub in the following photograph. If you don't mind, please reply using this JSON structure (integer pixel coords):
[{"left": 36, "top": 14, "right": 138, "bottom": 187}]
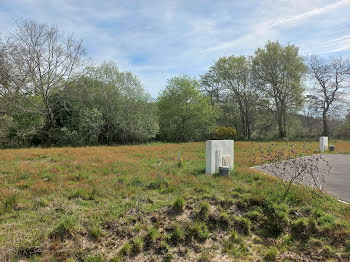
[{"left": 213, "top": 126, "right": 238, "bottom": 140}]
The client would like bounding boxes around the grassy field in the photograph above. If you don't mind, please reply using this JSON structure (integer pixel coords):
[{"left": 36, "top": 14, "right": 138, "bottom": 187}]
[{"left": 0, "top": 140, "right": 350, "bottom": 261}]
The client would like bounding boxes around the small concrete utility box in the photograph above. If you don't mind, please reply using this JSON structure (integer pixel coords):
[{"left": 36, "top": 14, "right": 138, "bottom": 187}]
[
  {"left": 320, "top": 136, "right": 328, "bottom": 152},
  {"left": 206, "top": 140, "right": 234, "bottom": 175}
]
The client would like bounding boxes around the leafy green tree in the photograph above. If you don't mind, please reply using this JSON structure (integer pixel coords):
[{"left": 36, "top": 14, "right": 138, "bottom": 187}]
[
  {"left": 55, "top": 61, "right": 159, "bottom": 144},
  {"left": 252, "top": 41, "right": 307, "bottom": 138},
  {"left": 158, "top": 75, "right": 219, "bottom": 142},
  {"left": 207, "top": 55, "right": 258, "bottom": 140},
  {"left": 336, "top": 112, "right": 350, "bottom": 138},
  {"left": 78, "top": 108, "right": 105, "bottom": 144}
]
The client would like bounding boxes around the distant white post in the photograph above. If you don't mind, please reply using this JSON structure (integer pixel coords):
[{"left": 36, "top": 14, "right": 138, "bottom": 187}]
[
  {"left": 320, "top": 136, "right": 328, "bottom": 152},
  {"left": 206, "top": 140, "right": 234, "bottom": 175}
]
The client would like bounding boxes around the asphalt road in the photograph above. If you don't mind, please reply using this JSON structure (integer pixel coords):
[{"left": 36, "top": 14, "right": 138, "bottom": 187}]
[{"left": 252, "top": 154, "right": 350, "bottom": 203}]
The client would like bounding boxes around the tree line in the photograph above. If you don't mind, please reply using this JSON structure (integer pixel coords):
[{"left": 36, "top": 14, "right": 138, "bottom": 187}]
[{"left": 0, "top": 19, "right": 349, "bottom": 147}]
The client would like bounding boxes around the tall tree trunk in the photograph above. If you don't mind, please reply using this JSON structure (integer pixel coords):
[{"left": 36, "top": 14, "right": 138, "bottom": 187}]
[
  {"left": 322, "top": 110, "right": 329, "bottom": 136},
  {"left": 283, "top": 108, "right": 287, "bottom": 138},
  {"left": 246, "top": 115, "right": 251, "bottom": 140},
  {"left": 278, "top": 120, "right": 285, "bottom": 138},
  {"left": 277, "top": 110, "right": 285, "bottom": 138}
]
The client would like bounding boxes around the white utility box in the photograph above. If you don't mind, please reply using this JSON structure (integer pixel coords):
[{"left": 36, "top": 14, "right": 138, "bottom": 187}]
[
  {"left": 206, "top": 140, "right": 234, "bottom": 175},
  {"left": 320, "top": 136, "right": 328, "bottom": 152}
]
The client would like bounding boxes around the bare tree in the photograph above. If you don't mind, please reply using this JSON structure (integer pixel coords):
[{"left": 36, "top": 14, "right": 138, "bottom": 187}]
[
  {"left": 308, "top": 55, "right": 350, "bottom": 136},
  {"left": 252, "top": 144, "right": 332, "bottom": 198},
  {"left": 1, "top": 19, "right": 86, "bottom": 143}
]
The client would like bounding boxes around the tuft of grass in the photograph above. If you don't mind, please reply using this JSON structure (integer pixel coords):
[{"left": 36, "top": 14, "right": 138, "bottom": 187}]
[
  {"left": 2, "top": 193, "right": 18, "bottom": 212},
  {"left": 134, "top": 224, "right": 142, "bottom": 233},
  {"left": 89, "top": 224, "right": 102, "bottom": 240},
  {"left": 317, "top": 213, "right": 337, "bottom": 231},
  {"left": 164, "top": 252, "right": 174, "bottom": 261},
  {"left": 261, "top": 203, "right": 289, "bottom": 237},
  {"left": 223, "top": 230, "right": 248, "bottom": 258},
  {"left": 51, "top": 216, "right": 76, "bottom": 239},
  {"left": 172, "top": 196, "right": 185, "bottom": 213},
  {"left": 145, "top": 226, "right": 161, "bottom": 246},
  {"left": 132, "top": 237, "right": 144, "bottom": 254},
  {"left": 321, "top": 245, "right": 334, "bottom": 258},
  {"left": 264, "top": 246, "right": 278, "bottom": 261},
  {"left": 177, "top": 159, "right": 183, "bottom": 168},
  {"left": 170, "top": 224, "right": 185, "bottom": 244},
  {"left": 219, "top": 212, "right": 230, "bottom": 227},
  {"left": 234, "top": 217, "right": 251, "bottom": 236},
  {"left": 191, "top": 222, "right": 209, "bottom": 241},
  {"left": 119, "top": 243, "right": 132, "bottom": 257},
  {"left": 246, "top": 209, "right": 262, "bottom": 221},
  {"left": 198, "top": 201, "right": 210, "bottom": 221},
  {"left": 158, "top": 240, "right": 169, "bottom": 254},
  {"left": 307, "top": 237, "right": 322, "bottom": 248},
  {"left": 110, "top": 255, "right": 123, "bottom": 262},
  {"left": 291, "top": 218, "right": 308, "bottom": 239}
]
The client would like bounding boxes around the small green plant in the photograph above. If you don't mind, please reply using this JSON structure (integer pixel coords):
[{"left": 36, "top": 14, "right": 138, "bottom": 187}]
[
  {"left": 262, "top": 203, "right": 288, "bottom": 237},
  {"left": 51, "top": 216, "right": 76, "bottom": 239},
  {"left": 132, "top": 237, "right": 144, "bottom": 253},
  {"left": 191, "top": 222, "right": 209, "bottom": 241},
  {"left": 291, "top": 218, "right": 308, "bottom": 239},
  {"left": 264, "top": 246, "right": 278, "bottom": 261},
  {"left": 280, "top": 234, "right": 293, "bottom": 249},
  {"left": 307, "top": 237, "right": 322, "bottom": 248},
  {"left": 109, "top": 255, "right": 123, "bottom": 262},
  {"left": 219, "top": 212, "right": 230, "bottom": 227},
  {"left": 159, "top": 240, "right": 169, "bottom": 253},
  {"left": 120, "top": 243, "right": 132, "bottom": 256},
  {"left": 177, "top": 159, "right": 183, "bottom": 168},
  {"left": 89, "top": 224, "right": 102, "bottom": 240},
  {"left": 234, "top": 217, "right": 251, "bottom": 236},
  {"left": 68, "top": 188, "right": 91, "bottom": 200},
  {"left": 145, "top": 226, "right": 161, "bottom": 246},
  {"left": 317, "top": 213, "right": 337, "bottom": 231},
  {"left": 321, "top": 245, "right": 334, "bottom": 258},
  {"left": 134, "top": 224, "right": 142, "bottom": 232},
  {"left": 170, "top": 224, "right": 185, "bottom": 244},
  {"left": 198, "top": 252, "right": 211, "bottom": 262},
  {"left": 246, "top": 209, "right": 261, "bottom": 221},
  {"left": 223, "top": 231, "right": 248, "bottom": 258},
  {"left": 198, "top": 201, "right": 210, "bottom": 220},
  {"left": 229, "top": 230, "right": 239, "bottom": 242},
  {"left": 172, "top": 196, "right": 185, "bottom": 212},
  {"left": 3, "top": 193, "right": 18, "bottom": 211},
  {"left": 164, "top": 252, "right": 173, "bottom": 261}
]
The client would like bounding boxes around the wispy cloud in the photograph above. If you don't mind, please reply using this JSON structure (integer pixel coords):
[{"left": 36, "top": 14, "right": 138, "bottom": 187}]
[
  {"left": 271, "top": 0, "right": 350, "bottom": 27},
  {"left": 0, "top": 0, "right": 350, "bottom": 97}
]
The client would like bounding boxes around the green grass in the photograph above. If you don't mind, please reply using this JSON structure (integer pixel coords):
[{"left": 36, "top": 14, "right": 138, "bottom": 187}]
[
  {"left": 264, "top": 246, "right": 278, "bottom": 261},
  {"left": 0, "top": 140, "right": 349, "bottom": 260},
  {"left": 172, "top": 196, "right": 185, "bottom": 212}
]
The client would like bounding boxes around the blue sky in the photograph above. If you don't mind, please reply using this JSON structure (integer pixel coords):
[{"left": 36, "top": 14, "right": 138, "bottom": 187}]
[{"left": 1, "top": 0, "right": 350, "bottom": 97}]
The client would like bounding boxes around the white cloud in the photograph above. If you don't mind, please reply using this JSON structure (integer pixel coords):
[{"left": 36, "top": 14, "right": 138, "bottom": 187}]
[{"left": 271, "top": 0, "right": 350, "bottom": 27}]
